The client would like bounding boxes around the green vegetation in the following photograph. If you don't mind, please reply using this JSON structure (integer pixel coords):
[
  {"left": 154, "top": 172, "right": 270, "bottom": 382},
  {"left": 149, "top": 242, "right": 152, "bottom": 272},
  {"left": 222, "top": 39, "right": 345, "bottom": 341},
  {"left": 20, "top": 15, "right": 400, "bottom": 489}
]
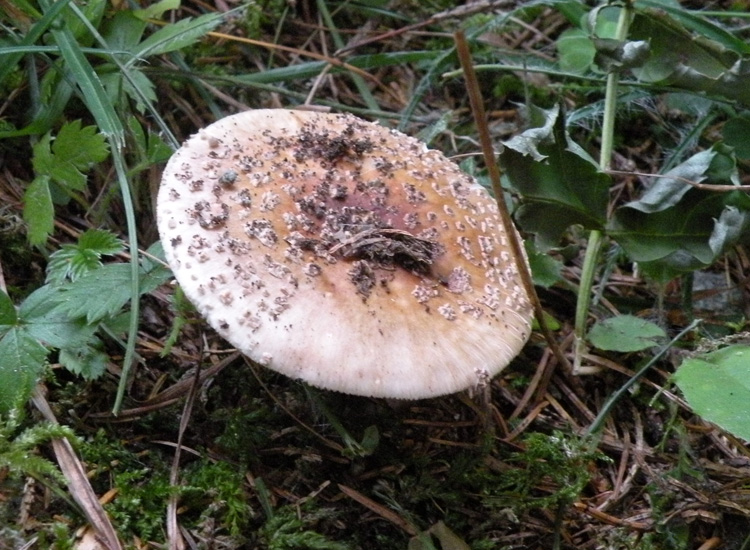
[{"left": 2, "top": 0, "right": 750, "bottom": 548}]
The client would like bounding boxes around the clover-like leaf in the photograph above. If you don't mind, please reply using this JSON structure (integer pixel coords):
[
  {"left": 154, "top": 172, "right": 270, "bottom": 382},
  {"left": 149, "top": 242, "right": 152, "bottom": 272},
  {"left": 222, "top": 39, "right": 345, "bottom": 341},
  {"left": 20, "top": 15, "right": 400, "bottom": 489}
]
[
  {"left": 588, "top": 315, "right": 666, "bottom": 352},
  {"left": 674, "top": 345, "right": 750, "bottom": 441}
]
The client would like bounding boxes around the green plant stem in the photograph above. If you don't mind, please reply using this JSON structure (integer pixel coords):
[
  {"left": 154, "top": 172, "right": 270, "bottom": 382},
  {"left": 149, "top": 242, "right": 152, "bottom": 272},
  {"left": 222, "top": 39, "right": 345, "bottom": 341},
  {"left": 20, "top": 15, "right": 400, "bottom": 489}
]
[
  {"left": 43, "top": 1, "right": 138, "bottom": 415},
  {"left": 572, "top": 1, "right": 633, "bottom": 373}
]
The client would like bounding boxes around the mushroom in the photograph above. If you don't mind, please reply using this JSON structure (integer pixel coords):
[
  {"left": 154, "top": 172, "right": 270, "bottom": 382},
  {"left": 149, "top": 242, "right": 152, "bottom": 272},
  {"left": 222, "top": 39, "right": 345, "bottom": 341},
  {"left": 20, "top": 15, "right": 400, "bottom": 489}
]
[{"left": 157, "top": 109, "right": 533, "bottom": 399}]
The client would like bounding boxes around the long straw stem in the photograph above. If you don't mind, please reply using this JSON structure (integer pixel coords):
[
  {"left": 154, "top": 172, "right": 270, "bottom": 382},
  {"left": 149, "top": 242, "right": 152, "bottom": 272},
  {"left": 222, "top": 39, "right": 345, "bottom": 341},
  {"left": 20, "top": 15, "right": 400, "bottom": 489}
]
[{"left": 454, "top": 30, "right": 572, "bottom": 374}]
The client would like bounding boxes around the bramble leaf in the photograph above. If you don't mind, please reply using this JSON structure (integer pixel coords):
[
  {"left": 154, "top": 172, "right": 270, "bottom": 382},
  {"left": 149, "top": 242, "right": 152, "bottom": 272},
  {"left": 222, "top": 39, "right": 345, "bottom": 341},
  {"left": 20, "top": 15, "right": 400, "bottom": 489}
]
[
  {"left": 19, "top": 285, "right": 96, "bottom": 350},
  {"left": 59, "top": 337, "right": 109, "bottom": 380},
  {"left": 52, "top": 261, "right": 171, "bottom": 323}
]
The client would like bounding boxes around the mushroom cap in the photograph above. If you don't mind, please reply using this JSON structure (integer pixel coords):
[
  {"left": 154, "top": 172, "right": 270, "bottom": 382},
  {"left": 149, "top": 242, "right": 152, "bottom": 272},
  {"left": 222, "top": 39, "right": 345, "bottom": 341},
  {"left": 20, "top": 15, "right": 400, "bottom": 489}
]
[{"left": 157, "top": 109, "right": 533, "bottom": 399}]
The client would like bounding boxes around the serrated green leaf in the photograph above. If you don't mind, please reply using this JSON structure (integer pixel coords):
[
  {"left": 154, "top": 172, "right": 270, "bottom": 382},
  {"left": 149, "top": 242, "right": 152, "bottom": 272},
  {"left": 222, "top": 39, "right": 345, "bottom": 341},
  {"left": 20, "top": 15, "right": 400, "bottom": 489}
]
[
  {"left": 123, "top": 69, "right": 157, "bottom": 114},
  {"left": 31, "top": 132, "right": 54, "bottom": 176},
  {"left": 78, "top": 229, "right": 124, "bottom": 255},
  {"left": 46, "top": 246, "right": 98, "bottom": 285},
  {"left": 674, "top": 345, "right": 750, "bottom": 440},
  {"left": 102, "top": 10, "right": 148, "bottom": 53},
  {"left": 59, "top": 337, "right": 109, "bottom": 380},
  {"left": 0, "top": 329, "right": 48, "bottom": 415},
  {"left": 19, "top": 285, "right": 97, "bottom": 349},
  {"left": 588, "top": 315, "right": 666, "bottom": 352},
  {"left": 130, "top": 12, "right": 224, "bottom": 61},
  {"left": 147, "top": 130, "right": 173, "bottom": 164},
  {"left": 52, "top": 261, "right": 172, "bottom": 323},
  {"left": 23, "top": 175, "right": 54, "bottom": 246},
  {"left": 48, "top": 120, "right": 109, "bottom": 190},
  {"left": 46, "top": 230, "right": 124, "bottom": 284},
  {"left": 0, "top": 291, "right": 17, "bottom": 327}
]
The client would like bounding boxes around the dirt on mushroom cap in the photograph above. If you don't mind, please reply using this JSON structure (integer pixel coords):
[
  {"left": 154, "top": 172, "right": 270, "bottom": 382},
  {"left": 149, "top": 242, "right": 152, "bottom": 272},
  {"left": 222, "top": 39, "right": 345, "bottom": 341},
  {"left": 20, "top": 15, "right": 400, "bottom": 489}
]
[{"left": 157, "top": 109, "right": 533, "bottom": 399}]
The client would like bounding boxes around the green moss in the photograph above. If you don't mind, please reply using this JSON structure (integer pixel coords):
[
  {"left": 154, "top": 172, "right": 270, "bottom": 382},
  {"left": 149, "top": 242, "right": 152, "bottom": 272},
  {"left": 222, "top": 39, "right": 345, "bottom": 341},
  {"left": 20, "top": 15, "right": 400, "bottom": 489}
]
[
  {"left": 260, "top": 504, "right": 351, "bottom": 550},
  {"left": 485, "top": 431, "right": 608, "bottom": 512}
]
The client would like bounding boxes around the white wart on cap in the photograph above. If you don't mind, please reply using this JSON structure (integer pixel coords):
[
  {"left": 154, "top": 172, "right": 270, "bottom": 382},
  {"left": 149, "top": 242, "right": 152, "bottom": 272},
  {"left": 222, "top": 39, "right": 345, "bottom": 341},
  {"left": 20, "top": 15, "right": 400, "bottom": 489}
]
[{"left": 157, "top": 109, "right": 533, "bottom": 399}]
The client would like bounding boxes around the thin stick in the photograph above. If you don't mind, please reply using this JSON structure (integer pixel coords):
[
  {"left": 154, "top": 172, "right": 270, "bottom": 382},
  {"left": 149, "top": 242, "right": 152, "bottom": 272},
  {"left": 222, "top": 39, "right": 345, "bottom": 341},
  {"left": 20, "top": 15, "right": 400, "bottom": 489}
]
[
  {"left": 454, "top": 30, "right": 572, "bottom": 373},
  {"left": 607, "top": 168, "right": 750, "bottom": 192}
]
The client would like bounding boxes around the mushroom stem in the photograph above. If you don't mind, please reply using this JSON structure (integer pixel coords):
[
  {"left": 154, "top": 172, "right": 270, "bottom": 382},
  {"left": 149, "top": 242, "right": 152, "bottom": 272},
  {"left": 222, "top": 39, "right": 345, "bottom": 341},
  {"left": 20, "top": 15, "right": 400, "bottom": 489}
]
[{"left": 454, "top": 30, "right": 573, "bottom": 374}]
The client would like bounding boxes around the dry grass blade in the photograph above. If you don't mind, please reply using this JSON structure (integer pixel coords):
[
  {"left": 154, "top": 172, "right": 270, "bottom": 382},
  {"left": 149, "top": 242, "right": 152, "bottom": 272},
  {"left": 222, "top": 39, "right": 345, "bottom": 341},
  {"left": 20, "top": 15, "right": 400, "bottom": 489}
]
[
  {"left": 337, "top": 483, "right": 417, "bottom": 536},
  {"left": 454, "top": 30, "right": 573, "bottom": 375},
  {"left": 31, "top": 387, "right": 123, "bottom": 550}
]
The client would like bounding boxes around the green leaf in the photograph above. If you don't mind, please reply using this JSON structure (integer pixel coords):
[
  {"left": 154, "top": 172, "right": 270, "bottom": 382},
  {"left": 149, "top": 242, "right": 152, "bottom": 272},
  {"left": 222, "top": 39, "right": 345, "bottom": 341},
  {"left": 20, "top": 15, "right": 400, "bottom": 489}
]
[
  {"left": 723, "top": 115, "right": 750, "bottom": 160},
  {"left": 0, "top": 329, "right": 48, "bottom": 415},
  {"left": 59, "top": 337, "right": 109, "bottom": 380},
  {"left": 133, "top": 0, "right": 181, "bottom": 20},
  {"left": 525, "top": 240, "right": 563, "bottom": 288},
  {"left": 637, "top": 0, "right": 750, "bottom": 55},
  {"left": 624, "top": 149, "right": 716, "bottom": 214},
  {"left": 557, "top": 29, "right": 596, "bottom": 74},
  {"left": 52, "top": 261, "right": 172, "bottom": 323},
  {"left": 31, "top": 132, "right": 54, "bottom": 177},
  {"left": 103, "top": 10, "right": 148, "bottom": 53},
  {"left": 78, "top": 229, "right": 124, "bottom": 255},
  {"left": 674, "top": 345, "right": 750, "bottom": 440},
  {"left": 19, "top": 285, "right": 97, "bottom": 350},
  {"left": 593, "top": 39, "right": 650, "bottom": 72},
  {"left": 588, "top": 315, "right": 666, "bottom": 352},
  {"left": 0, "top": 290, "right": 17, "bottom": 327},
  {"left": 130, "top": 12, "right": 224, "bottom": 61},
  {"left": 50, "top": 120, "right": 109, "bottom": 189},
  {"left": 500, "top": 105, "right": 610, "bottom": 250},
  {"left": 629, "top": 9, "right": 750, "bottom": 106},
  {"left": 609, "top": 145, "right": 750, "bottom": 282},
  {"left": 23, "top": 175, "right": 54, "bottom": 246},
  {"left": 610, "top": 200, "right": 750, "bottom": 282},
  {"left": 46, "top": 229, "right": 124, "bottom": 284}
]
